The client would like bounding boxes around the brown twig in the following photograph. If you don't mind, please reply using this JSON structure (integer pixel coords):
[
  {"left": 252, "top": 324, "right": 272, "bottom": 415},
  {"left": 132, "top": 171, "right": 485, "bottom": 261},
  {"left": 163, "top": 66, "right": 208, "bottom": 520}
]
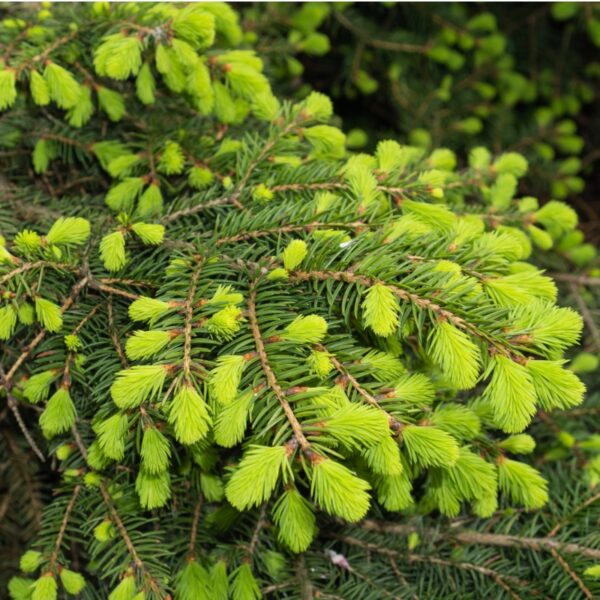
[
  {"left": 361, "top": 520, "right": 600, "bottom": 560},
  {"left": 247, "top": 504, "right": 268, "bottom": 558},
  {"left": 334, "top": 10, "right": 433, "bottom": 54},
  {"left": 49, "top": 484, "right": 81, "bottom": 569},
  {"left": 99, "top": 483, "right": 162, "bottom": 594},
  {"left": 88, "top": 280, "right": 140, "bottom": 301},
  {"left": 162, "top": 196, "right": 232, "bottom": 223},
  {"left": 107, "top": 296, "right": 128, "bottom": 368},
  {"left": 216, "top": 221, "right": 368, "bottom": 246},
  {"left": 247, "top": 283, "right": 311, "bottom": 452},
  {"left": 569, "top": 282, "right": 600, "bottom": 351},
  {"left": 188, "top": 495, "right": 203, "bottom": 558},
  {"left": 333, "top": 533, "right": 527, "bottom": 600},
  {"left": 183, "top": 263, "right": 202, "bottom": 379}
]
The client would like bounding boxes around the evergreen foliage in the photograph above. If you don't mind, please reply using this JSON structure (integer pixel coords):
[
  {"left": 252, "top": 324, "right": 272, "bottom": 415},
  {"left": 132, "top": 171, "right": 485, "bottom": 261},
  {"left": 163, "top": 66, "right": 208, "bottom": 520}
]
[
  {"left": 0, "top": 3, "right": 598, "bottom": 599},
  {"left": 245, "top": 3, "right": 600, "bottom": 223}
]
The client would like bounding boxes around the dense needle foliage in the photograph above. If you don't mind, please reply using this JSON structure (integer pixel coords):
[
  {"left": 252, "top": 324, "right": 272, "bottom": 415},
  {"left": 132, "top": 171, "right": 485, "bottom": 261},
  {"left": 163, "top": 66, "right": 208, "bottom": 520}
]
[
  {"left": 244, "top": 2, "right": 600, "bottom": 212},
  {"left": 0, "top": 3, "right": 599, "bottom": 599}
]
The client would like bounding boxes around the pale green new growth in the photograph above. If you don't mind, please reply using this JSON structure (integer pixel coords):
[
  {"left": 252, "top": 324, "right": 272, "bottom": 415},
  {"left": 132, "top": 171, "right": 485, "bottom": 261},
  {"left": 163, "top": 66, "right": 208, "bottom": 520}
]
[
  {"left": 282, "top": 239, "right": 308, "bottom": 271},
  {"left": 39, "top": 387, "right": 76, "bottom": 438},
  {"left": 0, "top": 304, "right": 17, "bottom": 340},
  {"left": 376, "top": 471, "right": 414, "bottom": 511},
  {"left": 35, "top": 297, "right": 62, "bottom": 332},
  {"left": 128, "top": 296, "right": 173, "bottom": 323},
  {"left": 31, "top": 574, "right": 57, "bottom": 600},
  {"left": 310, "top": 457, "right": 371, "bottom": 521},
  {"left": 282, "top": 314, "right": 328, "bottom": 343},
  {"left": 213, "top": 390, "right": 253, "bottom": 447},
  {"left": 319, "top": 403, "right": 389, "bottom": 450},
  {"left": 110, "top": 365, "right": 168, "bottom": 409},
  {"left": 59, "top": 569, "right": 86, "bottom": 595},
  {"left": 108, "top": 574, "right": 136, "bottom": 600},
  {"left": 499, "top": 434, "right": 536, "bottom": 454},
  {"left": 430, "top": 404, "right": 481, "bottom": 440},
  {"left": 209, "top": 355, "right": 247, "bottom": 404},
  {"left": 362, "top": 284, "right": 399, "bottom": 337},
  {"left": 175, "top": 559, "right": 210, "bottom": 600},
  {"left": 527, "top": 359, "right": 585, "bottom": 410},
  {"left": 167, "top": 384, "right": 211, "bottom": 445},
  {"left": 19, "top": 550, "right": 42, "bottom": 573},
  {"left": 428, "top": 320, "right": 481, "bottom": 389},
  {"left": 362, "top": 434, "right": 403, "bottom": 476},
  {"left": 498, "top": 458, "right": 548, "bottom": 510},
  {"left": 272, "top": 488, "right": 317, "bottom": 553},
  {"left": 140, "top": 427, "right": 171, "bottom": 474},
  {"left": 125, "top": 330, "right": 173, "bottom": 360},
  {"left": 45, "top": 217, "right": 90, "bottom": 246},
  {"left": 484, "top": 355, "right": 537, "bottom": 433},
  {"left": 135, "top": 469, "right": 171, "bottom": 510},
  {"left": 131, "top": 223, "right": 165, "bottom": 245},
  {"left": 225, "top": 445, "right": 291, "bottom": 510},
  {"left": 100, "top": 231, "right": 126, "bottom": 272},
  {"left": 402, "top": 425, "right": 459, "bottom": 468},
  {"left": 307, "top": 349, "right": 334, "bottom": 378},
  {"left": 231, "top": 563, "right": 261, "bottom": 600},
  {"left": 22, "top": 370, "right": 58, "bottom": 403},
  {"left": 94, "top": 413, "right": 129, "bottom": 460},
  {"left": 393, "top": 373, "right": 436, "bottom": 404}
]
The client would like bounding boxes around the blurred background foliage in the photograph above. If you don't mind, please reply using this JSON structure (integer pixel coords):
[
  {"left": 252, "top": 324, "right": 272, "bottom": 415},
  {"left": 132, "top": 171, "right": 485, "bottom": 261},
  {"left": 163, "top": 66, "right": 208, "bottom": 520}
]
[{"left": 242, "top": 2, "right": 600, "bottom": 242}]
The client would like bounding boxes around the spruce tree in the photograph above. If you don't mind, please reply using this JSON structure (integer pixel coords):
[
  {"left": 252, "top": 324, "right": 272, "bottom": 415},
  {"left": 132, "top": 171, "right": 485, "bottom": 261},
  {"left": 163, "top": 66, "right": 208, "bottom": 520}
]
[{"left": 0, "top": 3, "right": 598, "bottom": 599}]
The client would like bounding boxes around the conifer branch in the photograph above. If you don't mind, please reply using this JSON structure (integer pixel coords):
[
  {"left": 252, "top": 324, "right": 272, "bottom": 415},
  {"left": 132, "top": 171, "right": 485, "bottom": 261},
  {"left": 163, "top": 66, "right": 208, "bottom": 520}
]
[
  {"left": 6, "top": 395, "right": 45, "bottom": 462},
  {"left": 188, "top": 495, "right": 203, "bottom": 558},
  {"left": 315, "top": 343, "right": 400, "bottom": 429},
  {"left": 234, "top": 116, "right": 307, "bottom": 203},
  {"left": 0, "top": 260, "right": 76, "bottom": 285},
  {"left": 99, "top": 483, "right": 162, "bottom": 594},
  {"left": 70, "top": 424, "right": 87, "bottom": 460},
  {"left": 333, "top": 10, "right": 434, "bottom": 54},
  {"left": 548, "top": 547, "right": 593, "bottom": 599},
  {"left": 215, "top": 221, "right": 368, "bottom": 246},
  {"left": 247, "top": 283, "right": 311, "bottom": 452},
  {"left": 107, "top": 296, "right": 128, "bottom": 368},
  {"left": 551, "top": 273, "right": 600, "bottom": 286},
  {"left": 2, "top": 430, "right": 44, "bottom": 529},
  {"left": 296, "top": 554, "right": 315, "bottom": 600},
  {"left": 163, "top": 196, "right": 232, "bottom": 223},
  {"left": 333, "top": 534, "right": 527, "bottom": 600},
  {"left": 1, "top": 275, "right": 88, "bottom": 389},
  {"left": 18, "top": 30, "right": 79, "bottom": 73},
  {"left": 270, "top": 182, "right": 347, "bottom": 193},
  {"left": 290, "top": 269, "right": 514, "bottom": 357},
  {"left": 569, "top": 282, "right": 600, "bottom": 351},
  {"left": 361, "top": 520, "right": 600, "bottom": 560},
  {"left": 247, "top": 503, "right": 268, "bottom": 558},
  {"left": 48, "top": 484, "right": 81, "bottom": 569},
  {"left": 87, "top": 280, "right": 141, "bottom": 301},
  {"left": 183, "top": 262, "right": 202, "bottom": 379}
]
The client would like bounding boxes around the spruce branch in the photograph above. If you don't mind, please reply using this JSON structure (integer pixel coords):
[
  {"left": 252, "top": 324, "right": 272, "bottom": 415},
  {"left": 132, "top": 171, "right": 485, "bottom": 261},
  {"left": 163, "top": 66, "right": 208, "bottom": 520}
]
[
  {"left": 361, "top": 519, "right": 600, "bottom": 560},
  {"left": 247, "top": 283, "right": 311, "bottom": 453},
  {"left": 187, "top": 495, "right": 203, "bottom": 559},
  {"left": 98, "top": 483, "right": 163, "bottom": 594},
  {"left": 1, "top": 275, "right": 88, "bottom": 389},
  {"left": 332, "top": 533, "right": 528, "bottom": 600},
  {"left": 48, "top": 484, "right": 81, "bottom": 570},
  {"left": 182, "top": 261, "right": 202, "bottom": 380},
  {"left": 289, "top": 268, "right": 515, "bottom": 357}
]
